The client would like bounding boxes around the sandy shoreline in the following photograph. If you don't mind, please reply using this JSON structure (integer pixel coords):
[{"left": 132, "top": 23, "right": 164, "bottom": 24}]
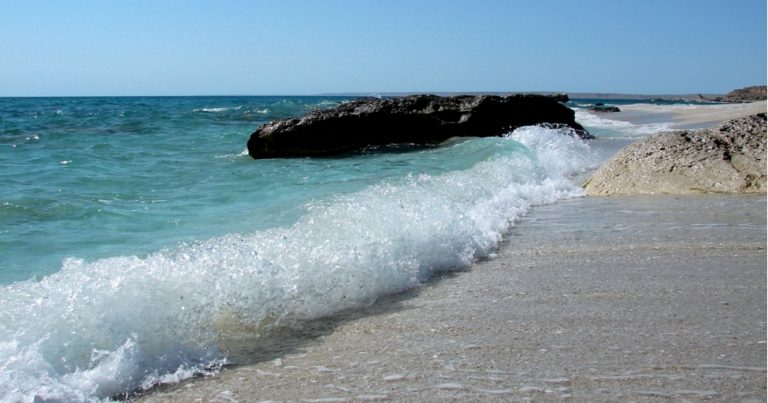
[
  {"left": 137, "top": 101, "right": 767, "bottom": 402},
  {"left": 139, "top": 194, "right": 766, "bottom": 402},
  {"left": 606, "top": 100, "right": 767, "bottom": 130}
]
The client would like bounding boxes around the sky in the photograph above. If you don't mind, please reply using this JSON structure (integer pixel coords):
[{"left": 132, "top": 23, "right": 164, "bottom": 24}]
[{"left": 0, "top": 0, "right": 766, "bottom": 96}]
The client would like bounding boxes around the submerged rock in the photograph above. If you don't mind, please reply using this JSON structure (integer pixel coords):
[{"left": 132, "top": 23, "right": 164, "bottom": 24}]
[
  {"left": 584, "top": 113, "right": 766, "bottom": 195},
  {"left": 247, "top": 94, "right": 590, "bottom": 158}
]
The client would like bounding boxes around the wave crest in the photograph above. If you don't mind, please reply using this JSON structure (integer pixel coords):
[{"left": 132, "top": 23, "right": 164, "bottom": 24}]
[{"left": 0, "top": 126, "right": 596, "bottom": 401}]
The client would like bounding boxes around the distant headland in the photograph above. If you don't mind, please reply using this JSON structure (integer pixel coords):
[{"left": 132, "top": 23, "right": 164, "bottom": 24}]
[{"left": 319, "top": 85, "right": 767, "bottom": 103}]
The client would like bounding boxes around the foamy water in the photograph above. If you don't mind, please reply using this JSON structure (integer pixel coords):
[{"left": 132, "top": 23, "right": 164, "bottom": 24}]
[
  {"left": 574, "top": 109, "right": 672, "bottom": 138},
  {"left": 0, "top": 96, "right": 601, "bottom": 402}
]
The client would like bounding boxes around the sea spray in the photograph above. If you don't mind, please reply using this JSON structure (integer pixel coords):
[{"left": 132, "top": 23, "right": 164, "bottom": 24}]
[{"left": 0, "top": 125, "right": 598, "bottom": 401}]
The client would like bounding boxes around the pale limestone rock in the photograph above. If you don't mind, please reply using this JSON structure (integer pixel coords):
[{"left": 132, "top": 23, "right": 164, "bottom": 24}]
[{"left": 584, "top": 114, "right": 766, "bottom": 195}]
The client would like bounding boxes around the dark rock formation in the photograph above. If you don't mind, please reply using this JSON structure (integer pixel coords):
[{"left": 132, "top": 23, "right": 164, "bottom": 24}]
[
  {"left": 590, "top": 103, "right": 621, "bottom": 112},
  {"left": 247, "top": 94, "right": 590, "bottom": 159},
  {"left": 584, "top": 113, "right": 766, "bottom": 195},
  {"left": 549, "top": 93, "right": 570, "bottom": 103}
]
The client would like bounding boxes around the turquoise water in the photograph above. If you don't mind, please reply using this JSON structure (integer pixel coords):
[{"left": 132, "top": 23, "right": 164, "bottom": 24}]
[
  {"left": 0, "top": 96, "right": 624, "bottom": 400},
  {"left": 1, "top": 96, "right": 357, "bottom": 282}
]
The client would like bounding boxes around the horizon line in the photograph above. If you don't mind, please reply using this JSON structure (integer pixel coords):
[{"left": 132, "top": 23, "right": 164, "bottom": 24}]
[{"left": 0, "top": 90, "right": 736, "bottom": 99}]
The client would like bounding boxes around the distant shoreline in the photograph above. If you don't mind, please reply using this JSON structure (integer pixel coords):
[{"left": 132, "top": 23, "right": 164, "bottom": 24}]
[
  {"left": 0, "top": 92, "right": 729, "bottom": 100},
  {"left": 602, "top": 100, "right": 767, "bottom": 129},
  {"left": 318, "top": 91, "right": 728, "bottom": 100}
]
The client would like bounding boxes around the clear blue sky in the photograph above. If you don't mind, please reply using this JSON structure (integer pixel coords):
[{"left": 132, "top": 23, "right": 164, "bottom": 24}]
[{"left": 1, "top": 0, "right": 766, "bottom": 96}]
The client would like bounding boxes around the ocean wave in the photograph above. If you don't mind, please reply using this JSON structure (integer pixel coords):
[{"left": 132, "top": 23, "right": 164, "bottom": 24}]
[
  {"left": 193, "top": 106, "right": 244, "bottom": 113},
  {"left": 575, "top": 109, "right": 672, "bottom": 138},
  {"left": 214, "top": 148, "right": 251, "bottom": 159},
  {"left": 0, "top": 126, "right": 597, "bottom": 401}
]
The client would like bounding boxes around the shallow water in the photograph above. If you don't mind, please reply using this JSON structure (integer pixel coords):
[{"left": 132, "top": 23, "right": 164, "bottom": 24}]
[
  {"left": 138, "top": 193, "right": 767, "bottom": 403},
  {"left": 0, "top": 96, "right": 704, "bottom": 401},
  {"left": 507, "top": 194, "right": 767, "bottom": 252}
]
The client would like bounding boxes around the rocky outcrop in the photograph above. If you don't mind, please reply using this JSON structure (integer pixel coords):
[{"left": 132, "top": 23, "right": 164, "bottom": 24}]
[
  {"left": 549, "top": 93, "right": 570, "bottom": 103},
  {"left": 584, "top": 113, "right": 766, "bottom": 195},
  {"left": 590, "top": 103, "right": 621, "bottom": 112},
  {"left": 723, "top": 86, "right": 767, "bottom": 102},
  {"left": 247, "top": 94, "right": 590, "bottom": 158},
  {"left": 707, "top": 86, "right": 767, "bottom": 102}
]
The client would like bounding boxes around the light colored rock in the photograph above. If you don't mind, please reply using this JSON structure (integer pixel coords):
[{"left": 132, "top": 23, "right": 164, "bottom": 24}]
[{"left": 584, "top": 113, "right": 766, "bottom": 195}]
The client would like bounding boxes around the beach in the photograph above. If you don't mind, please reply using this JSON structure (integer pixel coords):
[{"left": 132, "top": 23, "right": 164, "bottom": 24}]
[
  {"left": 138, "top": 103, "right": 767, "bottom": 402},
  {"left": 3, "top": 0, "right": 765, "bottom": 399},
  {"left": 609, "top": 100, "right": 767, "bottom": 130},
  {"left": 1, "top": 96, "right": 764, "bottom": 401},
  {"left": 140, "top": 194, "right": 766, "bottom": 402}
]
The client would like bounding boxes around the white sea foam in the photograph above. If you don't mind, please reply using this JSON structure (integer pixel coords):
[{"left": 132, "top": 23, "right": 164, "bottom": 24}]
[
  {"left": 0, "top": 126, "right": 596, "bottom": 401},
  {"left": 575, "top": 109, "right": 672, "bottom": 138},
  {"left": 194, "top": 106, "right": 243, "bottom": 113}
]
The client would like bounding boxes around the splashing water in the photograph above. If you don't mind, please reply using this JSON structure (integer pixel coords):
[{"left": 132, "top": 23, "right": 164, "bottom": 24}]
[{"left": 0, "top": 96, "right": 600, "bottom": 401}]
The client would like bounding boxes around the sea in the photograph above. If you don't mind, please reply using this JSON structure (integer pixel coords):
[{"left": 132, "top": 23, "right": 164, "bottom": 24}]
[{"left": 0, "top": 95, "right": 706, "bottom": 401}]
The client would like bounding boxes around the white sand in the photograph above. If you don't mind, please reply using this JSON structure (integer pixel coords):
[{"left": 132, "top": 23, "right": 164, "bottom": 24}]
[{"left": 616, "top": 100, "right": 766, "bottom": 129}]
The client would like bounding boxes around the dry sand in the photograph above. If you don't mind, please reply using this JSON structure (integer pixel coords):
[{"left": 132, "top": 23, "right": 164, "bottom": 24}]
[
  {"left": 139, "top": 195, "right": 766, "bottom": 402},
  {"left": 614, "top": 100, "right": 767, "bottom": 130}
]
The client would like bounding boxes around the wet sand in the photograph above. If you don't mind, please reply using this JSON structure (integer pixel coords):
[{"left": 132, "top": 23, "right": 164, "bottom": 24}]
[
  {"left": 137, "top": 103, "right": 767, "bottom": 401},
  {"left": 139, "top": 194, "right": 766, "bottom": 402}
]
